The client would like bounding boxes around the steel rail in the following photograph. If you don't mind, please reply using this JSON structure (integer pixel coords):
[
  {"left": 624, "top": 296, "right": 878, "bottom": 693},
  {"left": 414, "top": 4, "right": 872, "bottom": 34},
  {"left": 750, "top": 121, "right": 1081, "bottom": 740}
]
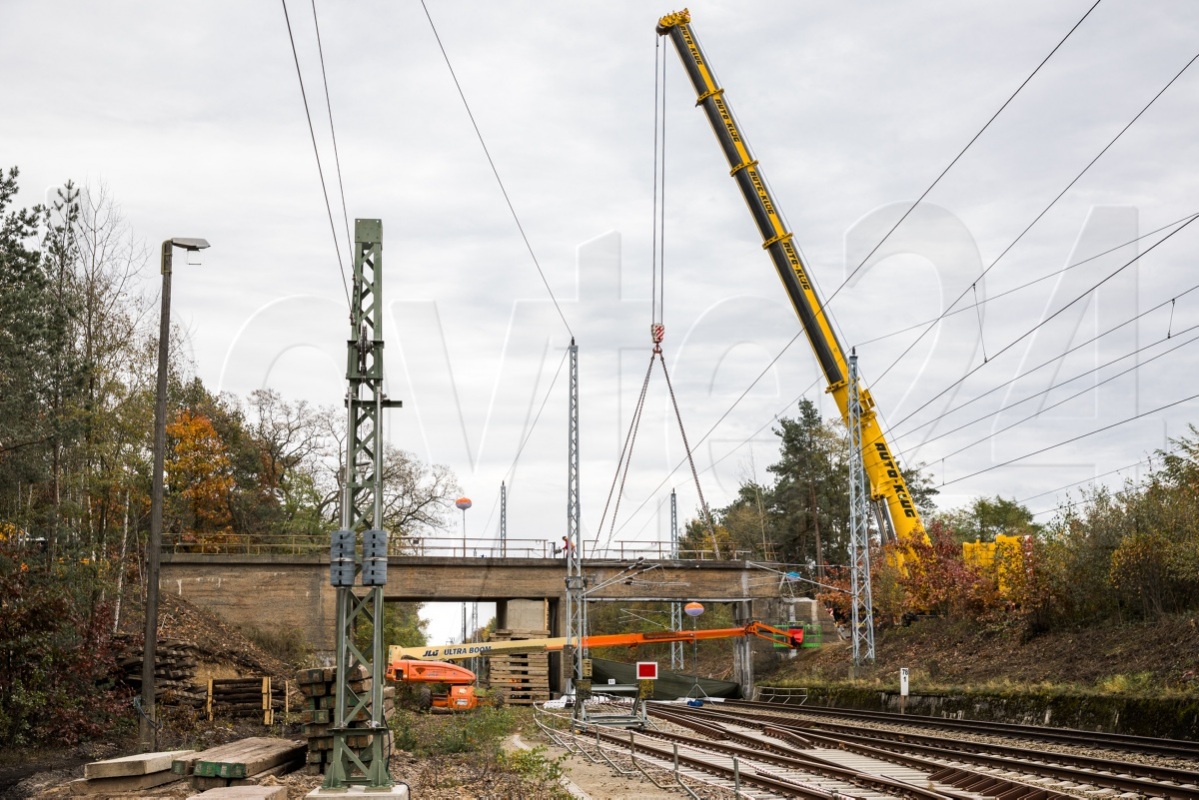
[
  {"left": 591, "top": 726, "right": 836, "bottom": 798},
  {"left": 736, "top": 700, "right": 1199, "bottom": 759},
  {"left": 643, "top": 708, "right": 971, "bottom": 800},
  {"left": 680, "top": 704, "right": 1199, "bottom": 800}
]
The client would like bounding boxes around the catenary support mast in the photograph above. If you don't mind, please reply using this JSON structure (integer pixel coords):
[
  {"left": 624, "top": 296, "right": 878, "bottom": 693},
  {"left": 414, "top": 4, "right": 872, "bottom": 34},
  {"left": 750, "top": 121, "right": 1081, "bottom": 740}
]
[
  {"left": 564, "top": 339, "right": 588, "bottom": 720},
  {"left": 670, "top": 489, "right": 684, "bottom": 671},
  {"left": 848, "top": 351, "right": 876, "bottom": 666},
  {"left": 323, "top": 219, "right": 398, "bottom": 790}
]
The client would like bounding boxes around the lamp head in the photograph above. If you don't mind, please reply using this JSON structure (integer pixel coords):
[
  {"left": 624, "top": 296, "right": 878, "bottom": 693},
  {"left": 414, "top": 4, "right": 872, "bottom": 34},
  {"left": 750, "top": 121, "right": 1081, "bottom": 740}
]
[{"left": 170, "top": 237, "right": 210, "bottom": 251}]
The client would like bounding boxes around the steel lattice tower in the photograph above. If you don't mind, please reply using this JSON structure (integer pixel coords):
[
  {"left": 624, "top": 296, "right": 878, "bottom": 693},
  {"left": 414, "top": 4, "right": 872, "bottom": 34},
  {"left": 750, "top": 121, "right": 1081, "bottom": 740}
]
[
  {"left": 323, "top": 219, "right": 397, "bottom": 790},
  {"left": 669, "top": 489, "right": 684, "bottom": 670},
  {"left": 563, "top": 339, "right": 588, "bottom": 720},
  {"left": 847, "top": 350, "right": 875, "bottom": 667}
]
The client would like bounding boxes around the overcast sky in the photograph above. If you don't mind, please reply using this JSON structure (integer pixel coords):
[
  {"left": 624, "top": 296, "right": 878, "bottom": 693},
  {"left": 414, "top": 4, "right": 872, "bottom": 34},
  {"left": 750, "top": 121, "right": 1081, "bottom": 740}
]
[{"left": 5, "top": 1, "right": 1198, "bottom": 641}]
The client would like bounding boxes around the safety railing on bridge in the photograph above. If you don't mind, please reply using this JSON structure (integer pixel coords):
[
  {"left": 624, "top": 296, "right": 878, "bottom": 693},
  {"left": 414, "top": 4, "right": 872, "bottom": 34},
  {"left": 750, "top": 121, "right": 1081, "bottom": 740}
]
[{"left": 166, "top": 532, "right": 751, "bottom": 562}]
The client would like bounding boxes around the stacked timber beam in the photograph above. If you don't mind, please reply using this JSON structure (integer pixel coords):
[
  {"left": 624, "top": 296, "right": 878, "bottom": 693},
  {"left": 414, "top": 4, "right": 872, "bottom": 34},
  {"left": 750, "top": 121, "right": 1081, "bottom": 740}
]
[
  {"left": 171, "top": 737, "right": 305, "bottom": 790},
  {"left": 207, "top": 677, "right": 289, "bottom": 724},
  {"left": 70, "top": 750, "right": 194, "bottom": 795},
  {"left": 488, "top": 628, "right": 551, "bottom": 706},
  {"left": 295, "top": 665, "right": 393, "bottom": 775},
  {"left": 113, "top": 633, "right": 205, "bottom": 707}
]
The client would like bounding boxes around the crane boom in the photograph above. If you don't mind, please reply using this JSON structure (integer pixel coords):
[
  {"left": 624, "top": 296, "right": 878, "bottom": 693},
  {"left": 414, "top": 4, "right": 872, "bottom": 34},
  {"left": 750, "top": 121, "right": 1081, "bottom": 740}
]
[
  {"left": 656, "top": 9, "right": 925, "bottom": 547},
  {"left": 389, "top": 621, "right": 798, "bottom": 663}
]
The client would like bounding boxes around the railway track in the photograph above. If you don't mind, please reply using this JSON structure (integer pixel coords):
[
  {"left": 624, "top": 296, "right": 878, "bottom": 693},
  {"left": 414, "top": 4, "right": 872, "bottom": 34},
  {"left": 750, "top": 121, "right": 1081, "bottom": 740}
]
[
  {"left": 736, "top": 700, "right": 1199, "bottom": 760},
  {"left": 534, "top": 699, "right": 1199, "bottom": 799}
]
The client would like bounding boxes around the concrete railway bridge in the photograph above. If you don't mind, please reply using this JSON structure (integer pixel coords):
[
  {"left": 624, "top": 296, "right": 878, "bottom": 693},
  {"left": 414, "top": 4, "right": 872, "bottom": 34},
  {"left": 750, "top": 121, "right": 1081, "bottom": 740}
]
[{"left": 159, "top": 545, "right": 822, "bottom": 695}]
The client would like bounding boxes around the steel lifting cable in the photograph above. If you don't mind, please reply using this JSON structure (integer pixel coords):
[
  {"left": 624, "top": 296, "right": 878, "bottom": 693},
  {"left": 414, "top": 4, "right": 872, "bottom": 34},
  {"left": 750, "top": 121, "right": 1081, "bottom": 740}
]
[
  {"left": 597, "top": 353, "right": 656, "bottom": 541},
  {"left": 651, "top": 36, "right": 667, "bottom": 331},
  {"left": 596, "top": 341, "right": 721, "bottom": 555},
  {"left": 656, "top": 348, "right": 720, "bottom": 556},
  {"left": 596, "top": 50, "right": 717, "bottom": 551}
]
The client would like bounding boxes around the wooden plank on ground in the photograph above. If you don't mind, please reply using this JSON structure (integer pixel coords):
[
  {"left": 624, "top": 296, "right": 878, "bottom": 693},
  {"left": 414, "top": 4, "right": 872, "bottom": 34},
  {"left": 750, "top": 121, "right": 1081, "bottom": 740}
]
[
  {"left": 229, "top": 756, "right": 304, "bottom": 785},
  {"left": 70, "top": 769, "right": 182, "bottom": 795},
  {"left": 190, "top": 775, "right": 232, "bottom": 791},
  {"left": 194, "top": 738, "right": 306, "bottom": 779},
  {"left": 84, "top": 749, "right": 195, "bottom": 780},
  {"left": 187, "top": 785, "right": 289, "bottom": 800},
  {"left": 172, "top": 752, "right": 203, "bottom": 776}
]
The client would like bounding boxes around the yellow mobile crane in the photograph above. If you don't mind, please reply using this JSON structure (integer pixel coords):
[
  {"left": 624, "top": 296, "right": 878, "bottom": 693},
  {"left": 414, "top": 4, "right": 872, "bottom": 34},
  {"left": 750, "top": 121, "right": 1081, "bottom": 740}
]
[{"left": 656, "top": 9, "right": 927, "bottom": 551}]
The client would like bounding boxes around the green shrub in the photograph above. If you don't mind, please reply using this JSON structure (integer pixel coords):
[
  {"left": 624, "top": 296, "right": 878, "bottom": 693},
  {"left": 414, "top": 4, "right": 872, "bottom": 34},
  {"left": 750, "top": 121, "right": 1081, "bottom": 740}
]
[
  {"left": 0, "top": 540, "right": 125, "bottom": 745},
  {"left": 388, "top": 706, "right": 514, "bottom": 756},
  {"left": 501, "top": 745, "right": 567, "bottom": 783}
]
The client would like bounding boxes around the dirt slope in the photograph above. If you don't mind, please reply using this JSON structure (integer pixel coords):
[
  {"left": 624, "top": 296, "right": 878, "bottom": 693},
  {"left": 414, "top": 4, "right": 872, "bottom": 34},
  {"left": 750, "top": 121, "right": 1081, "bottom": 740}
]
[{"left": 780, "top": 614, "right": 1199, "bottom": 691}]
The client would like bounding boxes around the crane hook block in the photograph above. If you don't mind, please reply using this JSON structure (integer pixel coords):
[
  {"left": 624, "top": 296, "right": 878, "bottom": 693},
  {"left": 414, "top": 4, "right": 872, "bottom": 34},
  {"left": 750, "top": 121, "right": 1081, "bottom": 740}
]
[{"left": 651, "top": 323, "right": 665, "bottom": 344}]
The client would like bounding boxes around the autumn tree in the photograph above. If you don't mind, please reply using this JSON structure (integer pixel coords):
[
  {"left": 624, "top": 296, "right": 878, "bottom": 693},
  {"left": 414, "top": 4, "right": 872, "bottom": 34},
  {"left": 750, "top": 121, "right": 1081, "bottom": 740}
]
[{"left": 166, "top": 410, "right": 235, "bottom": 545}]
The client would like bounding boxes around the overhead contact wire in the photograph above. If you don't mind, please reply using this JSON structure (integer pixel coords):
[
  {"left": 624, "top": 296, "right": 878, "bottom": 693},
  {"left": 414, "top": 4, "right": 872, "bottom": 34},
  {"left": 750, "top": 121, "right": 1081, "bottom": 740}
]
[
  {"left": 1021, "top": 457, "right": 1156, "bottom": 509},
  {"left": 935, "top": 325, "right": 1199, "bottom": 462},
  {"left": 479, "top": 347, "right": 570, "bottom": 537}
]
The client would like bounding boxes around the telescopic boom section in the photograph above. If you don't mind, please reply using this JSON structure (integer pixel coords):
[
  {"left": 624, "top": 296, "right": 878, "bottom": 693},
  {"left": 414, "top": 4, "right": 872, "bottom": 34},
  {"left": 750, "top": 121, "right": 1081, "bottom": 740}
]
[
  {"left": 389, "top": 621, "right": 798, "bottom": 663},
  {"left": 656, "top": 9, "right": 925, "bottom": 548}
]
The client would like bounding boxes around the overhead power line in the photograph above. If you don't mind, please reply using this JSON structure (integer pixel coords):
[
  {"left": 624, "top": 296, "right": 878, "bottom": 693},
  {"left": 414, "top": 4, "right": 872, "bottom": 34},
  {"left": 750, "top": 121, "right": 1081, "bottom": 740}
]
[
  {"left": 1022, "top": 456, "right": 1155, "bottom": 515},
  {"left": 857, "top": 212, "right": 1198, "bottom": 348},
  {"left": 934, "top": 323, "right": 1199, "bottom": 464},
  {"left": 941, "top": 389, "right": 1199, "bottom": 488},
  {"left": 895, "top": 285, "right": 1199, "bottom": 448},
  {"left": 875, "top": 45, "right": 1199, "bottom": 391},
  {"left": 309, "top": 0, "right": 354, "bottom": 264},
  {"left": 892, "top": 214, "right": 1199, "bottom": 430},
  {"left": 418, "top": 0, "right": 575, "bottom": 340},
  {"left": 826, "top": 0, "right": 1105, "bottom": 310},
  {"left": 280, "top": 0, "right": 351, "bottom": 310}
]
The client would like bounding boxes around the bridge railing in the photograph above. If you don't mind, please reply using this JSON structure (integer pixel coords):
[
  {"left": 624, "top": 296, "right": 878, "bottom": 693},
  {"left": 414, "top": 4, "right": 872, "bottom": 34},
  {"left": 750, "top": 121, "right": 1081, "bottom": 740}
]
[{"left": 166, "top": 532, "right": 750, "bottom": 562}]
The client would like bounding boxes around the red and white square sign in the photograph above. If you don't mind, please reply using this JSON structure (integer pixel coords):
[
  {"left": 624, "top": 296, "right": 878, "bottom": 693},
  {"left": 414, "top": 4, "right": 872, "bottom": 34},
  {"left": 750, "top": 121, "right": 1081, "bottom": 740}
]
[{"left": 636, "top": 661, "right": 658, "bottom": 680}]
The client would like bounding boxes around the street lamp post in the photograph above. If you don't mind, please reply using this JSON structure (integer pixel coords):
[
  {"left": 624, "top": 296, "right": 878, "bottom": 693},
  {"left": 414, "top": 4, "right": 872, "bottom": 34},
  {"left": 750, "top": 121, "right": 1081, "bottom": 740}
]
[
  {"left": 455, "top": 496, "right": 472, "bottom": 556},
  {"left": 140, "top": 237, "right": 209, "bottom": 750},
  {"left": 684, "top": 601, "right": 704, "bottom": 705}
]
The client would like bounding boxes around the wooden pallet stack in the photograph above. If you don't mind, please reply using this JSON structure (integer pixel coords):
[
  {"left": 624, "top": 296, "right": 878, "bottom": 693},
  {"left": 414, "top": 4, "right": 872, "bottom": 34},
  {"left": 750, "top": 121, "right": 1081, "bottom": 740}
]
[
  {"left": 171, "top": 737, "right": 305, "bottom": 790},
  {"left": 207, "top": 677, "right": 289, "bottom": 724},
  {"left": 113, "top": 634, "right": 205, "bottom": 707},
  {"left": 488, "top": 628, "right": 551, "bottom": 705},
  {"left": 295, "top": 665, "right": 391, "bottom": 776}
]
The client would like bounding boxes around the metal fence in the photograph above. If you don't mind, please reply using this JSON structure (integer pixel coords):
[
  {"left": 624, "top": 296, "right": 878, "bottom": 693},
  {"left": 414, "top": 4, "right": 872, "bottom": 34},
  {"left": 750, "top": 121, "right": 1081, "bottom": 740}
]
[{"left": 166, "top": 532, "right": 751, "bottom": 562}]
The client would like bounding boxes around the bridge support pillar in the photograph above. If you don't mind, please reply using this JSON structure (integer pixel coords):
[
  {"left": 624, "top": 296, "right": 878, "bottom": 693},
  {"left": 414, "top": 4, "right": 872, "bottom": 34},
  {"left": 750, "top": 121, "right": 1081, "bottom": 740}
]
[{"left": 732, "top": 600, "right": 753, "bottom": 699}]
